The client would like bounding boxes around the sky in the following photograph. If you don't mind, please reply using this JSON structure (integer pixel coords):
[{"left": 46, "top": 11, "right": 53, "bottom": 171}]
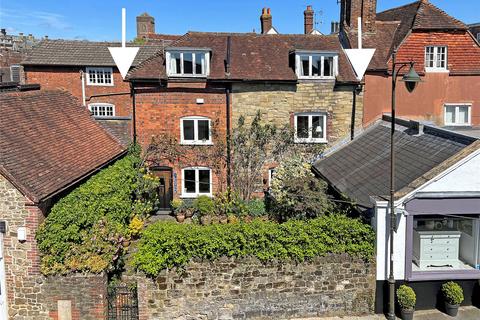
[{"left": 0, "top": 0, "right": 479, "bottom": 41}]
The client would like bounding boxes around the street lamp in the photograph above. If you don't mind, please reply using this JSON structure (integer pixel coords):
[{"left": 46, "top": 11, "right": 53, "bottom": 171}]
[{"left": 387, "top": 48, "right": 422, "bottom": 320}]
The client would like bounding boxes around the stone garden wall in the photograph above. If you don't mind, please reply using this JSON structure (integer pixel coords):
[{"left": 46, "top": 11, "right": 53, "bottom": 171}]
[{"left": 128, "top": 254, "right": 376, "bottom": 320}]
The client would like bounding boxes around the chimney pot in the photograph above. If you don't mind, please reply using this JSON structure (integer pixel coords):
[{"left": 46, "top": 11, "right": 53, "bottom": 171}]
[{"left": 260, "top": 7, "right": 273, "bottom": 34}]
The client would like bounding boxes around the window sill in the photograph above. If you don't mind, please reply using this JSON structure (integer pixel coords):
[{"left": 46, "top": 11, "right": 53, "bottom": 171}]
[
  {"left": 407, "top": 270, "right": 480, "bottom": 282},
  {"left": 294, "top": 139, "right": 328, "bottom": 144},
  {"left": 297, "top": 76, "right": 336, "bottom": 80},
  {"left": 180, "top": 193, "right": 213, "bottom": 199},
  {"left": 425, "top": 69, "right": 449, "bottom": 73},
  {"left": 444, "top": 123, "right": 472, "bottom": 127},
  {"left": 86, "top": 83, "right": 115, "bottom": 87},
  {"left": 180, "top": 141, "right": 213, "bottom": 146},
  {"left": 167, "top": 74, "right": 208, "bottom": 78}
]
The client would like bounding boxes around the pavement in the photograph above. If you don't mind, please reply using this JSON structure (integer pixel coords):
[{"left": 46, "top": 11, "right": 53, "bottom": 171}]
[{"left": 293, "top": 306, "right": 480, "bottom": 320}]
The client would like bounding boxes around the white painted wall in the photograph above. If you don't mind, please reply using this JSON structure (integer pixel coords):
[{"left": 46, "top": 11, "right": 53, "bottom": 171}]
[
  {"left": 374, "top": 202, "right": 407, "bottom": 280},
  {"left": 422, "top": 152, "right": 480, "bottom": 193}
]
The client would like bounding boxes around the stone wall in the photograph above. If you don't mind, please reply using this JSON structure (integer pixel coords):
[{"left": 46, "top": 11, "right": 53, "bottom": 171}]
[
  {"left": 232, "top": 81, "right": 363, "bottom": 144},
  {"left": 129, "top": 255, "right": 376, "bottom": 320},
  {"left": 0, "top": 174, "right": 107, "bottom": 319}
]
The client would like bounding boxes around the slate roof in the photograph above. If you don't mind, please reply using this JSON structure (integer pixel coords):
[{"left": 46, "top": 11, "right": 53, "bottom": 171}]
[
  {"left": 22, "top": 40, "right": 164, "bottom": 67},
  {"left": 313, "top": 118, "right": 477, "bottom": 209},
  {"left": 0, "top": 89, "right": 126, "bottom": 203},
  {"left": 127, "top": 32, "right": 358, "bottom": 83}
]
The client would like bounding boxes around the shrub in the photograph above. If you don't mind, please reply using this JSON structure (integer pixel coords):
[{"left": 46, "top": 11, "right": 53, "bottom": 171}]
[
  {"left": 131, "top": 214, "right": 375, "bottom": 277},
  {"left": 245, "top": 198, "right": 266, "bottom": 217},
  {"left": 36, "top": 147, "right": 159, "bottom": 275},
  {"left": 193, "top": 196, "right": 215, "bottom": 217},
  {"left": 269, "top": 156, "right": 333, "bottom": 221},
  {"left": 397, "top": 285, "right": 416, "bottom": 310},
  {"left": 442, "top": 281, "right": 464, "bottom": 305}
]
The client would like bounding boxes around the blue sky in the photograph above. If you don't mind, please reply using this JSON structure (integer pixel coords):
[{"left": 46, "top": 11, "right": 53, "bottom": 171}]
[{"left": 1, "top": 1, "right": 478, "bottom": 41}]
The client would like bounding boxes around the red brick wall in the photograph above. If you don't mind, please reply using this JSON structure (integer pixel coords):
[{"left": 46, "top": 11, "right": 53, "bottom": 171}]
[
  {"left": 24, "top": 66, "right": 133, "bottom": 117},
  {"left": 391, "top": 30, "right": 480, "bottom": 74},
  {"left": 135, "top": 84, "right": 228, "bottom": 196},
  {"left": 364, "top": 30, "right": 480, "bottom": 126}
]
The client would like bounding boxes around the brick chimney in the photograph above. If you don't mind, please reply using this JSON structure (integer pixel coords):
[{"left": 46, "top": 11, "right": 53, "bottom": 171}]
[
  {"left": 304, "top": 5, "right": 314, "bottom": 34},
  {"left": 136, "top": 12, "right": 155, "bottom": 38},
  {"left": 260, "top": 8, "right": 272, "bottom": 34},
  {"left": 340, "top": 0, "right": 377, "bottom": 33}
]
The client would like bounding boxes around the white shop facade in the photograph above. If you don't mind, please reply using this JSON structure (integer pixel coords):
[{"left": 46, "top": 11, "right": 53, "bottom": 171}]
[{"left": 373, "top": 148, "right": 480, "bottom": 310}]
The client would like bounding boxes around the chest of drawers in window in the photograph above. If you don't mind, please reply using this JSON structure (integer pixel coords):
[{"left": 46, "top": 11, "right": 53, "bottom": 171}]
[{"left": 413, "top": 230, "right": 461, "bottom": 269}]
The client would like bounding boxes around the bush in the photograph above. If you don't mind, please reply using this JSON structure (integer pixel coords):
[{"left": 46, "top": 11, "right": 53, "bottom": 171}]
[
  {"left": 397, "top": 285, "right": 416, "bottom": 310},
  {"left": 245, "top": 198, "right": 266, "bottom": 217},
  {"left": 193, "top": 196, "right": 215, "bottom": 217},
  {"left": 36, "top": 147, "right": 159, "bottom": 275},
  {"left": 131, "top": 214, "right": 375, "bottom": 277},
  {"left": 269, "top": 156, "right": 333, "bottom": 221},
  {"left": 442, "top": 281, "right": 464, "bottom": 305}
]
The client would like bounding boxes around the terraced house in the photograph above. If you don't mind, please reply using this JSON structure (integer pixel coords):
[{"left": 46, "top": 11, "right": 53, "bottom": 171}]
[
  {"left": 126, "top": 23, "right": 362, "bottom": 205},
  {"left": 340, "top": 0, "right": 480, "bottom": 128}
]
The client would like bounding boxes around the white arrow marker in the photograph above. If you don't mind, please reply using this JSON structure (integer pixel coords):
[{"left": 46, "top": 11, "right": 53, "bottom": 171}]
[
  {"left": 109, "top": 8, "right": 139, "bottom": 79},
  {"left": 344, "top": 17, "right": 376, "bottom": 81}
]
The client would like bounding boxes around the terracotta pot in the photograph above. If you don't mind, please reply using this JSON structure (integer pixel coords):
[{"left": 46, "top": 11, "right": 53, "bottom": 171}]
[
  {"left": 445, "top": 302, "right": 459, "bottom": 317},
  {"left": 175, "top": 214, "right": 185, "bottom": 223},
  {"left": 185, "top": 209, "right": 194, "bottom": 218},
  {"left": 400, "top": 308, "right": 414, "bottom": 320}
]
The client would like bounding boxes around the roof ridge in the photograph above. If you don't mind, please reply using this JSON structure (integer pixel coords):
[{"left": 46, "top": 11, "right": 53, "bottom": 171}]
[
  {"left": 415, "top": 0, "right": 467, "bottom": 29},
  {"left": 377, "top": 0, "right": 421, "bottom": 16}
]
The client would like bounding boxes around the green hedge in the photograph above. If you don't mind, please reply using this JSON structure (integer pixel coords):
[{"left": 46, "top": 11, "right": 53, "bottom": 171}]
[
  {"left": 36, "top": 150, "right": 142, "bottom": 275},
  {"left": 131, "top": 214, "right": 375, "bottom": 277}
]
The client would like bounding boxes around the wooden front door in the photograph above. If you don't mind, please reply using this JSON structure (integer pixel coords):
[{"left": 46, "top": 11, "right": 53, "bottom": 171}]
[{"left": 154, "top": 168, "right": 173, "bottom": 210}]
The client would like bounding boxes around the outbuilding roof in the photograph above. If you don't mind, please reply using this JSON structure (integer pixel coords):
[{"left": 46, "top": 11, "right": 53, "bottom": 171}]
[
  {"left": 313, "top": 117, "right": 478, "bottom": 209},
  {"left": 0, "top": 89, "right": 126, "bottom": 203},
  {"left": 22, "top": 40, "right": 164, "bottom": 67},
  {"left": 127, "top": 32, "right": 358, "bottom": 83}
]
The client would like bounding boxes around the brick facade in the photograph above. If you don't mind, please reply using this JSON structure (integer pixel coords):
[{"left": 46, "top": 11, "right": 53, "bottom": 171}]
[
  {"left": 135, "top": 84, "right": 228, "bottom": 197},
  {"left": 127, "top": 255, "right": 376, "bottom": 320},
  {"left": 0, "top": 174, "right": 107, "bottom": 319},
  {"left": 363, "top": 30, "right": 480, "bottom": 126}
]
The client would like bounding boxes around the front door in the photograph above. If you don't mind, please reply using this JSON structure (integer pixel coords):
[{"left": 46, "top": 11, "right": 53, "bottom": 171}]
[
  {"left": 0, "top": 234, "right": 7, "bottom": 319},
  {"left": 154, "top": 168, "right": 173, "bottom": 210}
]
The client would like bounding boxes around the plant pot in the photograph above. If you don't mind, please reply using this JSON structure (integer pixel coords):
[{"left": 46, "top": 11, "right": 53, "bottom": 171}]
[
  {"left": 445, "top": 302, "right": 459, "bottom": 317},
  {"left": 184, "top": 208, "right": 194, "bottom": 218},
  {"left": 400, "top": 308, "right": 414, "bottom": 320},
  {"left": 175, "top": 214, "right": 185, "bottom": 223}
]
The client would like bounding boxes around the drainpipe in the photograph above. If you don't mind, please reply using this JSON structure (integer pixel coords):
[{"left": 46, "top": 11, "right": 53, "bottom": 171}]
[
  {"left": 350, "top": 84, "right": 362, "bottom": 140},
  {"left": 80, "top": 69, "right": 86, "bottom": 106},
  {"left": 225, "top": 36, "right": 232, "bottom": 190},
  {"left": 130, "top": 82, "right": 137, "bottom": 144}
]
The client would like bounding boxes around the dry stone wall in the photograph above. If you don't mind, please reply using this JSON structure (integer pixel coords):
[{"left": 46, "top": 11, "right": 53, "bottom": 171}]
[{"left": 129, "top": 255, "right": 376, "bottom": 320}]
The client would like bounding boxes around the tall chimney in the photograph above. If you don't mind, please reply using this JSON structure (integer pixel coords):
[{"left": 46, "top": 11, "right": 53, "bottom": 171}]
[
  {"left": 136, "top": 12, "right": 155, "bottom": 39},
  {"left": 260, "top": 8, "right": 272, "bottom": 34},
  {"left": 331, "top": 22, "right": 340, "bottom": 34},
  {"left": 304, "top": 5, "right": 314, "bottom": 34},
  {"left": 340, "top": 0, "right": 377, "bottom": 33}
]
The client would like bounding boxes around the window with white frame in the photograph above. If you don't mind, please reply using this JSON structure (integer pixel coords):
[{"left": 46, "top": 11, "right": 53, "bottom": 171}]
[
  {"left": 268, "top": 168, "right": 276, "bottom": 187},
  {"left": 180, "top": 117, "right": 211, "bottom": 145},
  {"left": 294, "top": 113, "right": 327, "bottom": 143},
  {"left": 444, "top": 104, "right": 471, "bottom": 126},
  {"left": 88, "top": 103, "right": 115, "bottom": 117},
  {"left": 86, "top": 67, "right": 113, "bottom": 86},
  {"left": 425, "top": 46, "right": 447, "bottom": 71},
  {"left": 166, "top": 50, "right": 210, "bottom": 77},
  {"left": 295, "top": 52, "right": 338, "bottom": 79},
  {"left": 182, "top": 167, "right": 212, "bottom": 197}
]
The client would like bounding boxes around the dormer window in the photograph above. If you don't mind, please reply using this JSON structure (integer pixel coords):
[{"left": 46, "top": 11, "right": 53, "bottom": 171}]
[
  {"left": 295, "top": 51, "right": 338, "bottom": 79},
  {"left": 166, "top": 49, "right": 210, "bottom": 77}
]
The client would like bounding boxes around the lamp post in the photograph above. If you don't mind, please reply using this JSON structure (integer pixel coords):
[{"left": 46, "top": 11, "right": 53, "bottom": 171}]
[{"left": 388, "top": 48, "right": 422, "bottom": 320}]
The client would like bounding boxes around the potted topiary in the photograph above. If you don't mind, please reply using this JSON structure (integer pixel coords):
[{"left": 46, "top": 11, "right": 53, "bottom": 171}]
[
  {"left": 170, "top": 199, "right": 185, "bottom": 223},
  {"left": 442, "top": 281, "right": 464, "bottom": 317},
  {"left": 397, "top": 285, "right": 416, "bottom": 320}
]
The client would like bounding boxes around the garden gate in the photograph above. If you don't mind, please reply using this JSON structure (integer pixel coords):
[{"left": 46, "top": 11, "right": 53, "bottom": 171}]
[{"left": 107, "top": 283, "right": 139, "bottom": 320}]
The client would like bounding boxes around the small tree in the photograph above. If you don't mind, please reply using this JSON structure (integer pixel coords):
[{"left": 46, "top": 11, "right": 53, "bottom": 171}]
[{"left": 269, "top": 156, "right": 333, "bottom": 221}]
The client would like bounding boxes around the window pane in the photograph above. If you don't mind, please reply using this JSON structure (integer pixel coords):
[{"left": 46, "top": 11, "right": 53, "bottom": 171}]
[
  {"left": 458, "top": 106, "right": 469, "bottom": 124},
  {"left": 312, "top": 116, "right": 324, "bottom": 139},
  {"left": 183, "top": 53, "right": 193, "bottom": 74},
  {"left": 195, "top": 53, "right": 204, "bottom": 74},
  {"left": 425, "top": 47, "right": 434, "bottom": 68},
  {"left": 445, "top": 106, "right": 456, "bottom": 124},
  {"left": 198, "top": 170, "right": 210, "bottom": 193},
  {"left": 312, "top": 56, "right": 321, "bottom": 76},
  {"left": 197, "top": 120, "right": 210, "bottom": 141},
  {"left": 300, "top": 55, "right": 309, "bottom": 76},
  {"left": 324, "top": 57, "right": 333, "bottom": 77},
  {"left": 184, "top": 170, "right": 196, "bottom": 193},
  {"left": 183, "top": 120, "right": 195, "bottom": 140},
  {"left": 296, "top": 116, "right": 309, "bottom": 138},
  {"left": 170, "top": 52, "right": 181, "bottom": 74}
]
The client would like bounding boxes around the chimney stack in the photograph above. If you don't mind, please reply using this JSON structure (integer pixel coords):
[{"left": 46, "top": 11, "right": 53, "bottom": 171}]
[
  {"left": 1, "top": 29, "right": 6, "bottom": 36},
  {"left": 331, "top": 22, "right": 340, "bottom": 34},
  {"left": 260, "top": 8, "right": 272, "bottom": 34},
  {"left": 304, "top": 5, "right": 314, "bottom": 34}
]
